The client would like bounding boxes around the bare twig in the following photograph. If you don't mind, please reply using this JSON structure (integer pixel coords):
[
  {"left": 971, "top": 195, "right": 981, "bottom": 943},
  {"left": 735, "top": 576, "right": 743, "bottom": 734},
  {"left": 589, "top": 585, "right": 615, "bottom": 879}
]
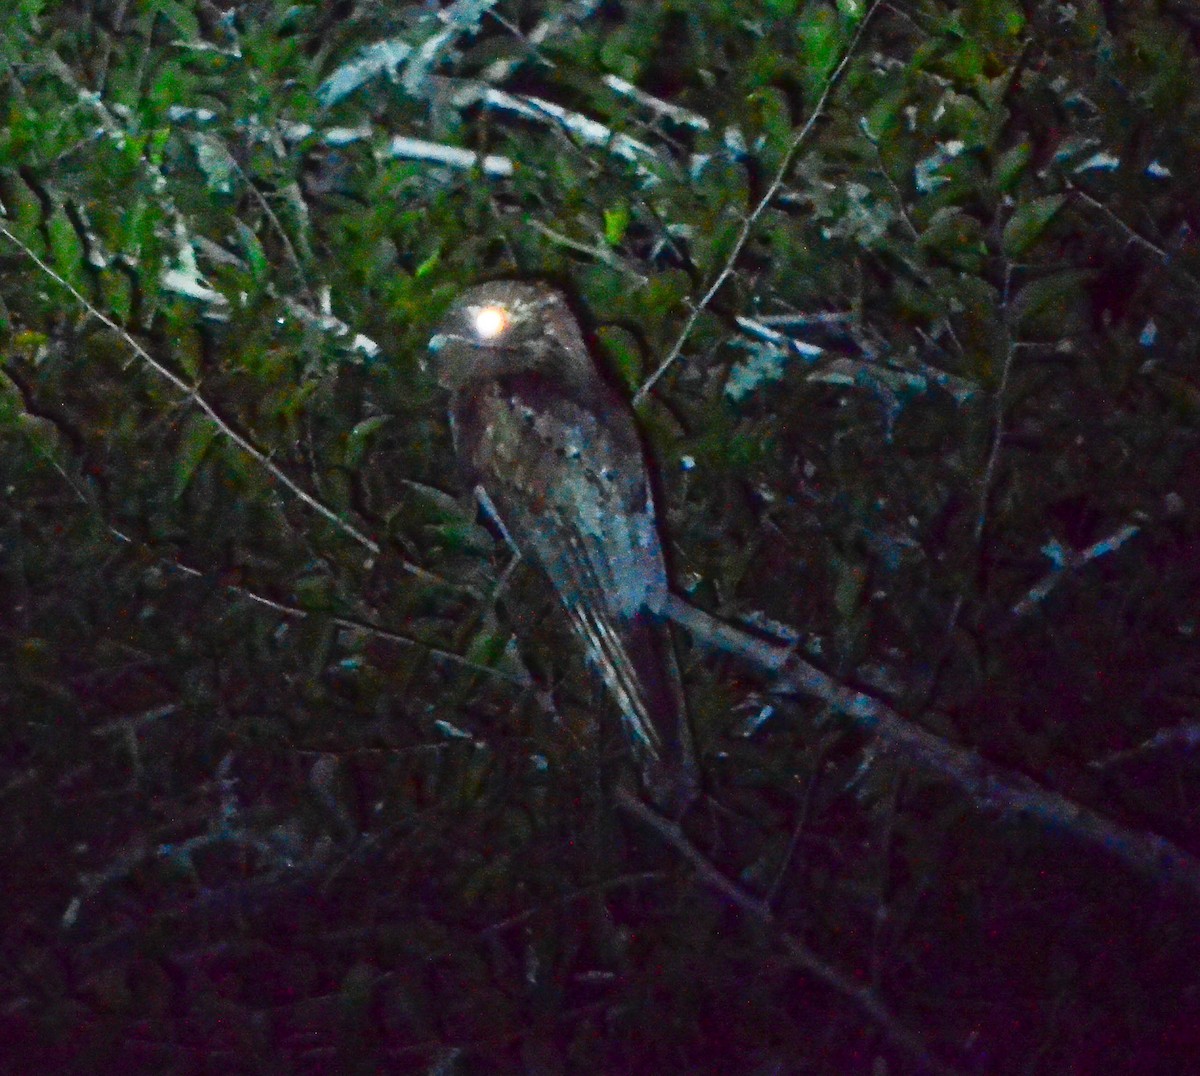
[
  {"left": 1094, "top": 724, "right": 1200, "bottom": 770},
  {"left": 615, "top": 785, "right": 961, "bottom": 1076},
  {"left": 1011, "top": 524, "right": 1141, "bottom": 617},
  {"left": 0, "top": 223, "right": 381, "bottom": 557},
  {"left": 634, "top": 0, "right": 882, "bottom": 403},
  {"left": 528, "top": 219, "right": 649, "bottom": 282},
  {"left": 480, "top": 0, "right": 602, "bottom": 82},
  {"left": 973, "top": 262, "right": 1017, "bottom": 545},
  {"left": 866, "top": 131, "right": 967, "bottom": 361},
  {"left": 1066, "top": 179, "right": 1200, "bottom": 293},
  {"left": 21, "top": 427, "right": 514, "bottom": 684},
  {"left": 228, "top": 157, "right": 316, "bottom": 304},
  {"left": 161, "top": 558, "right": 526, "bottom": 683}
]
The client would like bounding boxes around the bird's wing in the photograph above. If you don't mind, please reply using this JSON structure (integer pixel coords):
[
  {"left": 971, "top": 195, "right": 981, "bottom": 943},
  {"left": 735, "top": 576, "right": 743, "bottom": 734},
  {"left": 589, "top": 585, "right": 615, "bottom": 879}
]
[{"left": 453, "top": 372, "right": 676, "bottom": 765}]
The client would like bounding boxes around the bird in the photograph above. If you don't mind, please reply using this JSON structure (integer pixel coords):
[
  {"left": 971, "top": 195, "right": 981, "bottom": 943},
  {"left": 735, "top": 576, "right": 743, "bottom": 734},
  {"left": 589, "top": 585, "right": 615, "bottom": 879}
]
[{"left": 427, "top": 280, "right": 697, "bottom": 811}]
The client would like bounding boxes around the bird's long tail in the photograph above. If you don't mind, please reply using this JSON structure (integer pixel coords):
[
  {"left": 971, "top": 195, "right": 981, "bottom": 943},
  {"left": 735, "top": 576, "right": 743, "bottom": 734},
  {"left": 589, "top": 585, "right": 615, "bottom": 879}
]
[{"left": 565, "top": 601, "right": 698, "bottom": 812}]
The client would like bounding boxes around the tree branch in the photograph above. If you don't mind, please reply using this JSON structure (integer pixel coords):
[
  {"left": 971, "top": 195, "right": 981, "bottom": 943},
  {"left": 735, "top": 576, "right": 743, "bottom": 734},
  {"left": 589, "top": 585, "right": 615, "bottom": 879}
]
[{"left": 664, "top": 594, "right": 1200, "bottom": 898}]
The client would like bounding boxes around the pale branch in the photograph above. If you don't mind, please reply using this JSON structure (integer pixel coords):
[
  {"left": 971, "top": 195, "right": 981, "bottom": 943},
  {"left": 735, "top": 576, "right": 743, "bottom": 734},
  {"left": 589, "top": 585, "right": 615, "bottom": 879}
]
[
  {"left": 735, "top": 314, "right": 825, "bottom": 358},
  {"left": 663, "top": 593, "right": 1200, "bottom": 898},
  {"left": 280, "top": 294, "right": 382, "bottom": 358},
  {"left": 384, "top": 134, "right": 514, "bottom": 177},
  {"left": 1011, "top": 524, "right": 1141, "bottom": 618},
  {"left": 456, "top": 83, "right": 661, "bottom": 171},
  {"left": 601, "top": 74, "right": 711, "bottom": 131}
]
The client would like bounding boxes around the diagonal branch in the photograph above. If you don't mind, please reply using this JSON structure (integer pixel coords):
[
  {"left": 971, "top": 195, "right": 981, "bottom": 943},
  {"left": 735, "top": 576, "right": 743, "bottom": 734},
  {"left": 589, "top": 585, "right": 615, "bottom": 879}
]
[
  {"left": 615, "top": 785, "right": 962, "bottom": 1076},
  {"left": 664, "top": 594, "right": 1200, "bottom": 899},
  {"left": 0, "top": 222, "right": 382, "bottom": 559}
]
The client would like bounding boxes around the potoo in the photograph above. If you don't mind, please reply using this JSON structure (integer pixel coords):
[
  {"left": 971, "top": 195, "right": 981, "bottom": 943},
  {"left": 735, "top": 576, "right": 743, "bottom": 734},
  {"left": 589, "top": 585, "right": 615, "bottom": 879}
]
[{"left": 428, "top": 281, "right": 697, "bottom": 810}]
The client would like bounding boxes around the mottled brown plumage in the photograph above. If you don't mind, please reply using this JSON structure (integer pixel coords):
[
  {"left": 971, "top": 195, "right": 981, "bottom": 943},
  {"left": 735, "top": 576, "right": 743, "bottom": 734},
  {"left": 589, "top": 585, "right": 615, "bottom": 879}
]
[{"left": 428, "top": 281, "right": 696, "bottom": 809}]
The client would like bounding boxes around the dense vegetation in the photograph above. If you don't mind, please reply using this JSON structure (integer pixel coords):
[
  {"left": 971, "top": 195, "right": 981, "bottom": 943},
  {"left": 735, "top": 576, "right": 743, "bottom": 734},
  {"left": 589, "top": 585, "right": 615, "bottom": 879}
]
[{"left": 2, "top": 1, "right": 1198, "bottom": 1071}]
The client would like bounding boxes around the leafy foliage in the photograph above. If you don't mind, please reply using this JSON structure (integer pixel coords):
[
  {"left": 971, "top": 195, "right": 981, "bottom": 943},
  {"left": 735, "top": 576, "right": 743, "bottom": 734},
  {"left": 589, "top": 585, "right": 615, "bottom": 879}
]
[{"left": 1, "top": 0, "right": 1199, "bottom": 1072}]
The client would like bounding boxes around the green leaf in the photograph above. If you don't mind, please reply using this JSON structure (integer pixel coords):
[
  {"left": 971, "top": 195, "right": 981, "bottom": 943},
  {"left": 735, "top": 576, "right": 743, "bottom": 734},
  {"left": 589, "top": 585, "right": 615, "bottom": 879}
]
[
  {"left": 861, "top": 88, "right": 906, "bottom": 144},
  {"left": 172, "top": 414, "right": 218, "bottom": 499},
  {"left": 146, "top": 126, "right": 172, "bottom": 166},
  {"left": 596, "top": 325, "right": 642, "bottom": 387},
  {"left": 191, "top": 133, "right": 237, "bottom": 195},
  {"left": 428, "top": 520, "right": 492, "bottom": 555},
  {"left": 964, "top": 0, "right": 1025, "bottom": 42},
  {"left": 464, "top": 626, "right": 511, "bottom": 669},
  {"left": 993, "top": 142, "right": 1031, "bottom": 193},
  {"left": 47, "top": 211, "right": 83, "bottom": 286},
  {"left": 918, "top": 206, "right": 987, "bottom": 272},
  {"left": 1010, "top": 269, "right": 1092, "bottom": 333},
  {"left": 832, "top": 556, "right": 867, "bottom": 622},
  {"left": 343, "top": 414, "right": 390, "bottom": 470},
  {"left": 294, "top": 574, "right": 334, "bottom": 611},
  {"left": 236, "top": 220, "right": 268, "bottom": 283},
  {"left": 145, "top": 0, "right": 200, "bottom": 41},
  {"left": 338, "top": 961, "right": 374, "bottom": 1018},
  {"left": 941, "top": 37, "right": 984, "bottom": 82},
  {"left": 603, "top": 203, "right": 630, "bottom": 246},
  {"left": 1002, "top": 194, "right": 1067, "bottom": 256},
  {"left": 746, "top": 86, "right": 792, "bottom": 170},
  {"left": 0, "top": 368, "right": 25, "bottom": 427},
  {"left": 799, "top": 6, "right": 841, "bottom": 84},
  {"left": 414, "top": 247, "right": 440, "bottom": 278},
  {"left": 119, "top": 198, "right": 154, "bottom": 257},
  {"left": 102, "top": 272, "right": 133, "bottom": 324}
]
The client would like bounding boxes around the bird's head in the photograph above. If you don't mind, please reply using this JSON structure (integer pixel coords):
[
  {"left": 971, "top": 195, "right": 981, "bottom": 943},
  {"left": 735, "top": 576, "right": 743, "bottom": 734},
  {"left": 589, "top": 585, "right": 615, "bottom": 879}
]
[{"left": 428, "top": 281, "right": 592, "bottom": 392}]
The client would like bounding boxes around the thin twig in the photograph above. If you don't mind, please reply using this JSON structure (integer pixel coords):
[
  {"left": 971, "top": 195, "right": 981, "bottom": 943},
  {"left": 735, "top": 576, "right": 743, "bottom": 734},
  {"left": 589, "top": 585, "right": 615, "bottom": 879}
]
[
  {"left": 867, "top": 131, "right": 967, "bottom": 361},
  {"left": 192, "top": 567, "right": 529, "bottom": 684},
  {"left": 1093, "top": 725, "right": 1200, "bottom": 771},
  {"left": 479, "top": 0, "right": 601, "bottom": 82},
  {"left": 615, "top": 785, "right": 960, "bottom": 1076},
  {"left": 634, "top": 0, "right": 882, "bottom": 403},
  {"left": 1, "top": 222, "right": 382, "bottom": 557},
  {"left": 229, "top": 156, "right": 316, "bottom": 304},
  {"left": 973, "top": 263, "right": 1017, "bottom": 546},
  {"left": 1011, "top": 524, "right": 1141, "bottom": 618},
  {"left": 528, "top": 219, "right": 649, "bottom": 282},
  {"left": 1066, "top": 179, "right": 1200, "bottom": 293},
  {"left": 23, "top": 436, "right": 515, "bottom": 684}
]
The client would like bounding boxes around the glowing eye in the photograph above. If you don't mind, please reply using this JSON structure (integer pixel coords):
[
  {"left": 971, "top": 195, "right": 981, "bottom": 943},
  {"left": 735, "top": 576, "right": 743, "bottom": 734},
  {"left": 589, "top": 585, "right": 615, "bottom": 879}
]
[{"left": 472, "top": 304, "right": 510, "bottom": 340}]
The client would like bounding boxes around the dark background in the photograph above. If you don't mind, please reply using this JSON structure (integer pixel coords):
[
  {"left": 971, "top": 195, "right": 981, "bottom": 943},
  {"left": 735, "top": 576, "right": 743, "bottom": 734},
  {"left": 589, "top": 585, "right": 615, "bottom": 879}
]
[{"left": 2, "top": 1, "right": 1199, "bottom": 1072}]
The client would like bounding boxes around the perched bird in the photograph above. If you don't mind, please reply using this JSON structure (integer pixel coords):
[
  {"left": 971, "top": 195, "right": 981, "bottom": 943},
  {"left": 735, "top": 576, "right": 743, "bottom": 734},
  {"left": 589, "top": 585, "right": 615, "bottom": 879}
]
[{"left": 428, "top": 281, "right": 697, "bottom": 810}]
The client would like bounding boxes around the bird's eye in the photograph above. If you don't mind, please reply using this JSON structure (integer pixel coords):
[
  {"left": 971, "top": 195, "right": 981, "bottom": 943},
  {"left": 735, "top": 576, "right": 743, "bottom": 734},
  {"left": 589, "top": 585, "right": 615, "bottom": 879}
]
[{"left": 471, "top": 304, "right": 511, "bottom": 341}]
